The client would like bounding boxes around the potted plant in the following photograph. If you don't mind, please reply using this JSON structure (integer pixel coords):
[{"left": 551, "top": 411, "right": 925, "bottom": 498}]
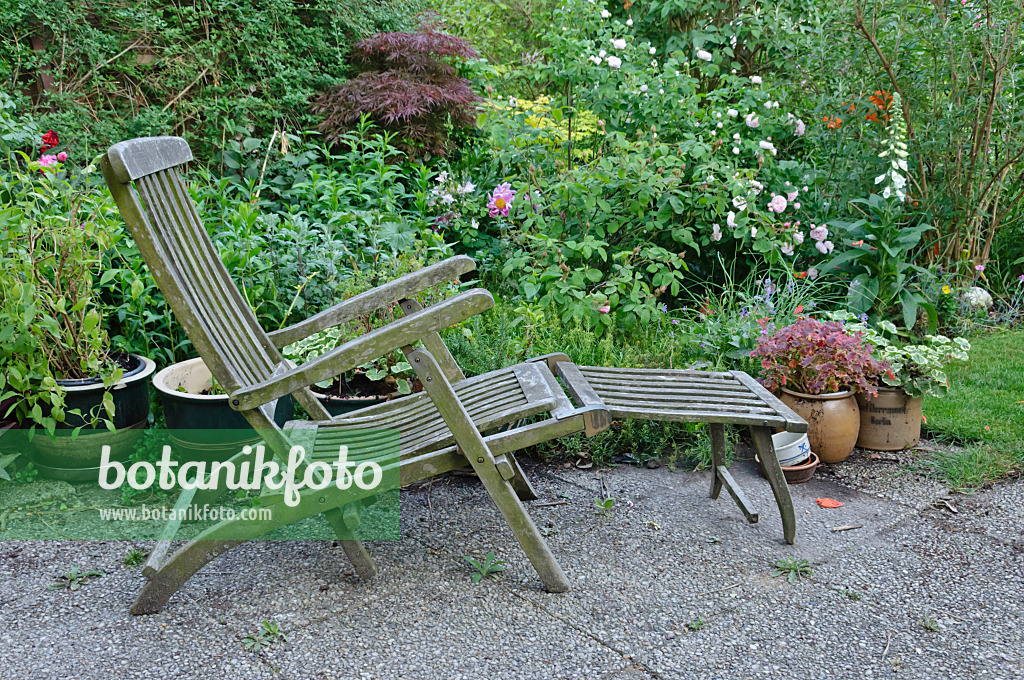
[
  {"left": 0, "top": 144, "right": 154, "bottom": 481},
  {"left": 151, "top": 357, "right": 292, "bottom": 461},
  {"left": 751, "top": 317, "right": 891, "bottom": 464},
  {"left": 829, "top": 314, "right": 971, "bottom": 450},
  {"left": 283, "top": 327, "right": 419, "bottom": 417}
]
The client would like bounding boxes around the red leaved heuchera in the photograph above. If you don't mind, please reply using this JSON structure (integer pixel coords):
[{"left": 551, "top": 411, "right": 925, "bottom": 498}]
[{"left": 750, "top": 318, "right": 891, "bottom": 396}]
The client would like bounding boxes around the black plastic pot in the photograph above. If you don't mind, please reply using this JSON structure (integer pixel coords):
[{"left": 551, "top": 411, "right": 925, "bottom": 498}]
[
  {"left": 31, "top": 353, "right": 156, "bottom": 482},
  {"left": 153, "top": 358, "right": 292, "bottom": 462},
  {"left": 315, "top": 392, "right": 389, "bottom": 417}
]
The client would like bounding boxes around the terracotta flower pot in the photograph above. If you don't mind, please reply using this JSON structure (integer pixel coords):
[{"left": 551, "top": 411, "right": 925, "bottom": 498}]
[
  {"left": 856, "top": 387, "right": 923, "bottom": 451},
  {"left": 779, "top": 388, "right": 860, "bottom": 464}
]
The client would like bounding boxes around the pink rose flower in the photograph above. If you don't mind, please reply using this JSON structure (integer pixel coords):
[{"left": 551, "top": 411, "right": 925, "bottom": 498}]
[{"left": 767, "top": 195, "right": 788, "bottom": 213}]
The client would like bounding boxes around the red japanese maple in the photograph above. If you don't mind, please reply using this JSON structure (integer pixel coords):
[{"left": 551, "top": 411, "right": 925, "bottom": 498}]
[{"left": 311, "top": 18, "right": 480, "bottom": 156}]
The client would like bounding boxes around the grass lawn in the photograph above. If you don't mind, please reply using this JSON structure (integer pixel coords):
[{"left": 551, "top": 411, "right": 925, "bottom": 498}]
[{"left": 922, "top": 329, "right": 1024, "bottom": 488}]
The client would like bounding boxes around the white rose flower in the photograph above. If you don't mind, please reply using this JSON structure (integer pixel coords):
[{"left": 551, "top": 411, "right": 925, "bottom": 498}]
[
  {"left": 612, "top": 38, "right": 627, "bottom": 50},
  {"left": 607, "top": 56, "right": 622, "bottom": 68},
  {"left": 696, "top": 49, "right": 712, "bottom": 61}
]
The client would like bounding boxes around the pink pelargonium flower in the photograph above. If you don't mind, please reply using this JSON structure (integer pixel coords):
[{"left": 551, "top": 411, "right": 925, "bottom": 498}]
[
  {"left": 487, "top": 183, "right": 516, "bottom": 217},
  {"left": 974, "top": 264, "right": 985, "bottom": 272},
  {"left": 767, "top": 195, "right": 788, "bottom": 213},
  {"left": 38, "top": 154, "right": 58, "bottom": 168}
]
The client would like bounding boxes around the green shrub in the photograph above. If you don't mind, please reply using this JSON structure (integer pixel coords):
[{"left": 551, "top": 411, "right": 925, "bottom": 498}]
[{"left": 1, "top": 0, "right": 420, "bottom": 161}]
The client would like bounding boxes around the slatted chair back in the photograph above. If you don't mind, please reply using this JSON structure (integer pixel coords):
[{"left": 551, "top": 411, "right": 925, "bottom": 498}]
[{"left": 101, "top": 137, "right": 332, "bottom": 428}]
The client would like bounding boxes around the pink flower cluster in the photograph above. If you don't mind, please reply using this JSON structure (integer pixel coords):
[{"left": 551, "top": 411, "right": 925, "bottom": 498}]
[{"left": 809, "top": 223, "right": 833, "bottom": 254}]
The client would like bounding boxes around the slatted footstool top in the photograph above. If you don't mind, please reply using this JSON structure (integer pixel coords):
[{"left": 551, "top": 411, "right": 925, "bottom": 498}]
[{"left": 554, "top": 363, "right": 807, "bottom": 433}]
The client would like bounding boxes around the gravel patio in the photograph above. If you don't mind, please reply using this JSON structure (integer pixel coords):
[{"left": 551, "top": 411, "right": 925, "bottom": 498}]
[{"left": 1, "top": 445, "right": 1021, "bottom": 680}]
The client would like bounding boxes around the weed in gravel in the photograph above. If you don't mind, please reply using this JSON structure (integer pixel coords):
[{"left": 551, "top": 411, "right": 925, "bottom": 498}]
[
  {"left": 243, "top": 620, "right": 287, "bottom": 651},
  {"left": 49, "top": 566, "right": 105, "bottom": 591},
  {"left": 772, "top": 557, "right": 813, "bottom": 583}
]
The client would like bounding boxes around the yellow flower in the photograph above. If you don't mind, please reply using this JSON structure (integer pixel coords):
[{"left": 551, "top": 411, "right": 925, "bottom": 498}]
[{"left": 942, "top": 285, "right": 951, "bottom": 294}]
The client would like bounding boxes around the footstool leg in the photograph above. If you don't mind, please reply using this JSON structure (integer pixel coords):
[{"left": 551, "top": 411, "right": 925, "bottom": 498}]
[
  {"left": 749, "top": 426, "right": 796, "bottom": 545},
  {"left": 709, "top": 424, "right": 726, "bottom": 500}
]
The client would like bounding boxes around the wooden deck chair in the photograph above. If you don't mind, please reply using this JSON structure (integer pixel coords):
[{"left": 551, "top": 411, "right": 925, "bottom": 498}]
[{"left": 101, "top": 137, "right": 613, "bottom": 614}]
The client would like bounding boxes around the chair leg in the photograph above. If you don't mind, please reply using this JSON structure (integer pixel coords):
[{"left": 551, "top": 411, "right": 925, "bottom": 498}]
[
  {"left": 505, "top": 452, "right": 539, "bottom": 501},
  {"left": 709, "top": 423, "right": 726, "bottom": 500},
  {"left": 324, "top": 505, "right": 377, "bottom": 580},
  {"left": 132, "top": 539, "right": 243, "bottom": 615},
  {"left": 474, "top": 472, "right": 570, "bottom": 592},
  {"left": 408, "top": 348, "right": 570, "bottom": 592},
  {"left": 749, "top": 426, "right": 796, "bottom": 545}
]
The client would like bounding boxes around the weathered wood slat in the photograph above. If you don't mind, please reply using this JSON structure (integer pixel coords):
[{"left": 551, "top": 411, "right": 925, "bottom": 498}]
[
  {"left": 590, "top": 389, "right": 768, "bottom": 407},
  {"left": 555, "top": 362, "right": 605, "bottom": 408},
  {"left": 584, "top": 380, "right": 756, "bottom": 397},
  {"left": 106, "top": 136, "right": 193, "bottom": 182},
  {"left": 731, "top": 371, "right": 808, "bottom": 432},
  {"left": 326, "top": 373, "right": 522, "bottom": 426},
  {"left": 268, "top": 256, "right": 477, "bottom": 347},
  {"left": 599, "top": 406, "right": 790, "bottom": 427},
  {"left": 579, "top": 366, "right": 736, "bottom": 379},
  {"left": 231, "top": 289, "right": 495, "bottom": 410},
  {"left": 599, "top": 396, "right": 775, "bottom": 413}
]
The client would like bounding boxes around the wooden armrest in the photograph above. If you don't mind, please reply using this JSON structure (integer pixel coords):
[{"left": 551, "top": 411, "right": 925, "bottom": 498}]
[
  {"left": 268, "top": 255, "right": 477, "bottom": 348},
  {"left": 231, "top": 288, "right": 493, "bottom": 411}
]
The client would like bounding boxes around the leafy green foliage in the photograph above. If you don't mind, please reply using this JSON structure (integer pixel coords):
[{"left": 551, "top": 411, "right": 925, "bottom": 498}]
[
  {"left": 0, "top": 452, "right": 20, "bottom": 483},
  {"left": 464, "top": 551, "right": 506, "bottom": 582},
  {"left": 1, "top": 0, "right": 420, "bottom": 161},
  {"left": 122, "top": 547, "right": 147, "bottom": 567},
  {"left": 242, "top": 620, "right": 288, "bottom": 651},
  {"left": 825, "top": 193, "right": 936, "bottom": 332},
  {"left": 827, "top": 313, "right": 971, "bottom": 399},
  {"left": 48, "top": 566, "right": 105, "bottom": 592},
  {"left": 771, "top": 557, "right": 813, "bottom": 583},
  {"left": 594, "top": 496, "right": 614, "bottom": 516},
  {"left": 0, "top": 139, "right": 124, "bottom": 432}
]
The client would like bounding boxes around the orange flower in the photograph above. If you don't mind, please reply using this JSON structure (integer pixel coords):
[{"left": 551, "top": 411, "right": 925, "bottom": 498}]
[
  {"left": 794, "top": 305, "right": 804, "bottom": 313},
  {"left": 851, "top": 239, "right": 865, "bottom": 246},
  {"left": 842, "top": 101, "right": 856, "bottom": 113},
  {"left": 794, "top": 271, "right": 807, "bottom": 279},
  {"left": 865, "top": 90, "right": 893, "bottom": 124},
  {"left": 823, "top": 116, "right": 843, "bottom": 130}
]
